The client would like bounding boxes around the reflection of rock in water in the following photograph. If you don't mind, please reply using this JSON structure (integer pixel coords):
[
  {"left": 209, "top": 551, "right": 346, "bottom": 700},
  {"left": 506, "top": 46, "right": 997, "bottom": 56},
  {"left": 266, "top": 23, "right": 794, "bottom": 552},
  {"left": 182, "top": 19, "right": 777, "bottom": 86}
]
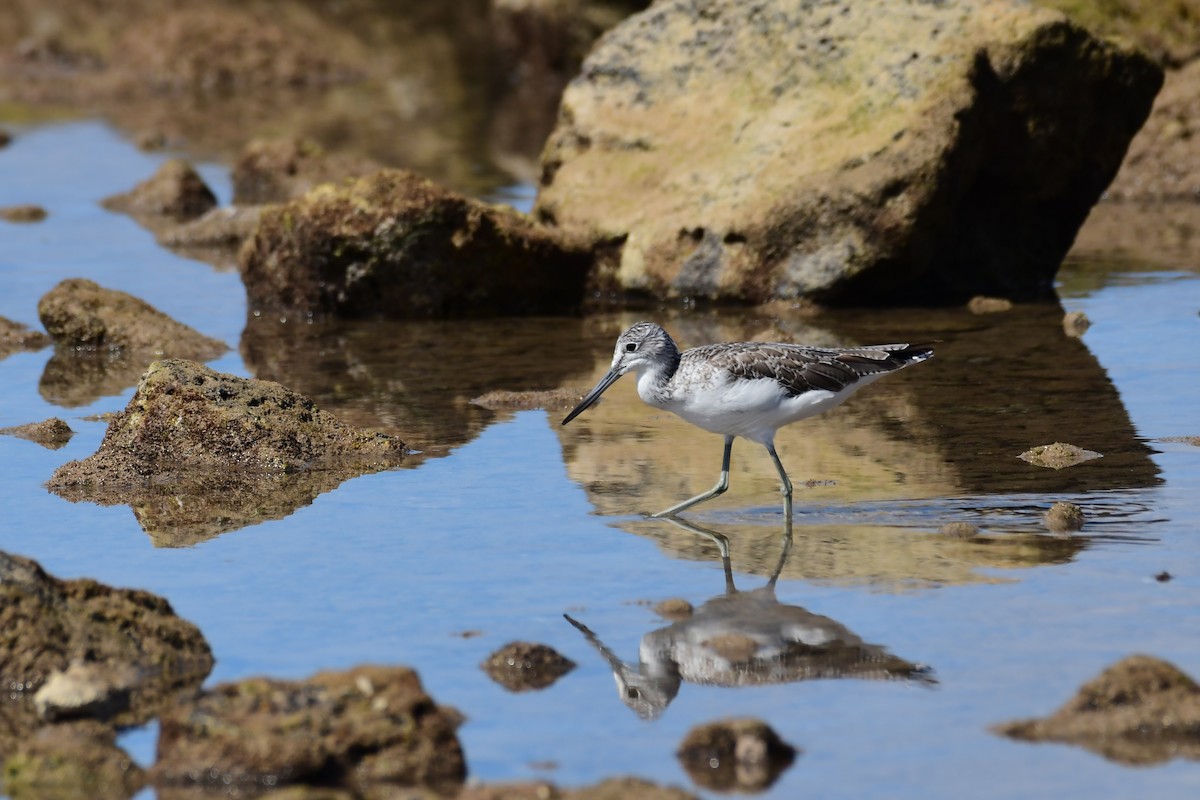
[
  {"left": 241, "top": 315, "right": 603, "bottom": 452},
  {"left": 677, "top": 718, "right": 798, "bottom": 794},
  {"left": 480, "top": 642, "right": 576, "bottom": 693},
  {"left": 39, "top": 348, "right": 155, "bottom": 408},
  {"left": 51, "top": 470, "right": 365, "bottom": 547},
  {"left": 566, "top": 521, "right": 932, "bottom": 720},
  {"left": 830, "top": 303, "right": 1159, "bottom": 495}
]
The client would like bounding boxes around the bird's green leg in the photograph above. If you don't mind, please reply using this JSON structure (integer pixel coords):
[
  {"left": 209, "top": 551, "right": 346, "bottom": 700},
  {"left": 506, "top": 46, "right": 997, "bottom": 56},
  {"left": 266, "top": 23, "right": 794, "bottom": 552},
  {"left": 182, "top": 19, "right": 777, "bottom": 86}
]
[
  {"left": 765, "top": 441, "right": 793, "bottom": 522},
  {"left": 651, "top": 435, "right": 734, "bottom": 518}
]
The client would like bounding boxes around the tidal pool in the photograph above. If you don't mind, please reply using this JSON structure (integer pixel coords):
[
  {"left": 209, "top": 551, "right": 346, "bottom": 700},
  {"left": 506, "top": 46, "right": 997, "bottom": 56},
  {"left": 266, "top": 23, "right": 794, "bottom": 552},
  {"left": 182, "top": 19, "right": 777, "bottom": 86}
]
[{"left": 2, "top": 121, "right": 1199, "bottom": 798}]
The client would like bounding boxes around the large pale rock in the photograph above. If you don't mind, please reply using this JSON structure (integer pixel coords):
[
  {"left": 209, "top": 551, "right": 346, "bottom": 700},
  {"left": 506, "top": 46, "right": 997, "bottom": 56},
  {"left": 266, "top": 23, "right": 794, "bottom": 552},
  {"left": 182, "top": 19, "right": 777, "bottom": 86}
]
[
  {"left": 536, "top": 0, "right": 1162, "bottom": 304},
  {"left": 239, "top": 168, "right": 604, "bottom": 318},
  {"left": 150, "top": 666, "right": 465, "bottom": 795}
]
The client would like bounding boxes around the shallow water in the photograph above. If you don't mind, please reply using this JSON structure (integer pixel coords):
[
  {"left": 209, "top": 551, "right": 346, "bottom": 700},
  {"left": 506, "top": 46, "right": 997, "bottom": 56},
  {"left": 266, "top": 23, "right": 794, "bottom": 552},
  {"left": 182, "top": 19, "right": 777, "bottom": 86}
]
[{"left": 2, "top": 121, "right": 1200, "bottom": 798}]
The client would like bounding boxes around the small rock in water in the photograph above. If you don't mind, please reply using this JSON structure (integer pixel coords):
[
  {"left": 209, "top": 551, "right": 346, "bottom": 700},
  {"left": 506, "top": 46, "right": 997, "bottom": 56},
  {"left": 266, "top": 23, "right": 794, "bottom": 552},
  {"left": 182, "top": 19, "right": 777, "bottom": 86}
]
[
  {"left": 967, "top": 296, "right": 1013, "bottom": 314},
  {"left": 0, "top": 417, "right": 74, "bottom": 449},
  {"left": 677, "top": 718, "right": 798, "bottom": 792},
  {"left": 1018, "top": 442, "right": 1103, "bottom": 469},
  {"left": 0, "top": 204, "right": 48, "bottom": 223},
  {"left": 654, "top": 597, "right": 694, "bottom": 620},
  {"left": 1044, "top": 501, "right": 1085, "bottom": 533},
  {"left": 1063, "top": 310, "right": 1091, "bottom": 337},
  {"left": 938, "top": 521, "right": 979, "bottom": 539},
  {"left": 481, "top": 642, "right": 576, "bottom": 692},
  {"left": 993, "top": 654, "right": 1200, "bottom": 765}
]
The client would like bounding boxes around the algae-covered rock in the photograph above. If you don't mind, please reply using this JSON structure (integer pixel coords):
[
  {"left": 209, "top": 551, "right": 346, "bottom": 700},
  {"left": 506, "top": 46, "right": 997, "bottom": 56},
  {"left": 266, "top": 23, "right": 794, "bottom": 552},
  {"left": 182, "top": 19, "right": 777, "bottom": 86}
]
[
  {"left": 37, "top": 278, "right": 227, "bottom": 358},
  {"left": 50, "top": 359, "right": 405, "bottom": 485},
  {"left": 101, "top": 159, "right": 217, "bottom": 222},
  {"left": 0, "top": 550, "right": 213, "bottom": 742},
  {"left": 536, "top": 0, "right": 1162, "bottom": 305},
  {"left": 0, "top": 418, "right": 74, "bottom": 449},
  {"left": 1, "top": 720, "right": 145, "bottom": 800},
  {"left": 239, "top": 168, "right": 600, "bottom": 318},
  {"left": 994, "top": 654, "right": 1200, "bottom": 765},
  {"left": 0, "top": 316, "right": 51, "bottom": 359},
  {"left": 150, "top": 665, "right": 465, "bottom": 795},
  {"left": 46, "top": 359, "right": 408, "bottom": 543}
]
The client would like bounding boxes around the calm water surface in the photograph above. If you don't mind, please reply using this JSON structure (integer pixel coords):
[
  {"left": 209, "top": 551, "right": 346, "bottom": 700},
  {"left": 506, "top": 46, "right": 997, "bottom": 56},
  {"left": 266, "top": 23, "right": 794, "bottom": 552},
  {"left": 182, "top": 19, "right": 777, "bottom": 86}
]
[{"left": 2, "top": 122, "right": 1199, "bottom": 798}]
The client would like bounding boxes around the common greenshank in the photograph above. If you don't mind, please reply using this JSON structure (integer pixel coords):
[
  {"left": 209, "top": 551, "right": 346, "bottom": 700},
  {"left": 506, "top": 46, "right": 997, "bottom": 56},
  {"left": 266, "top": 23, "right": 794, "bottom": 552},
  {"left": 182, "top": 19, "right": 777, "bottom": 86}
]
[{"left": 561, "top": 322, "right": 934, "bottom": 518}]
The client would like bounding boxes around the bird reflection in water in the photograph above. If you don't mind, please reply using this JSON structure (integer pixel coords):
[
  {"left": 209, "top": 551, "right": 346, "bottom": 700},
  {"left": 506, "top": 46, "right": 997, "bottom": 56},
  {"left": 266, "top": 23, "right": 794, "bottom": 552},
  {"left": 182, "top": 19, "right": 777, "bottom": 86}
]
[{"left": 565, "top": 518, "right": 935, "bottom": 719}]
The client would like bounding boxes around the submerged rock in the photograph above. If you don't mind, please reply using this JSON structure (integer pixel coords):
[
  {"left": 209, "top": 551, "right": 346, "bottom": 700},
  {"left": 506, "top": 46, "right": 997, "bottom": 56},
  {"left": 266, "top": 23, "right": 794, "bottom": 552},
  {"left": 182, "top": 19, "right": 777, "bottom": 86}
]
[
  {"left": 0, "top": 417, "right": 74, "bottom": 449},
  {"left": 37, "top": 278, "right": 227, "bottom": 358},
  {"left": 938, "top": 521, "right": 980, "bottom": 539},
  {"left": 150, "top": 665, "right": 465, "bottom": 795},
  {"left": 239, "top": 168, "right": 601, "bottom": 318},
  {"left": 101, "top": 159, "right": 217, "bottom": 222},
  {"left": 994, "top": 654, "right": 1200, "bottom": 765},
  {"left": 47, "top": 359, "right": 408, "bottom": 543},
  {"left": 0, "top": 550, "right": 213, "bottom": 741},
  {"left": 482, "top": 642, "right": 576, "bottom": 692},
  {"left": 1018, "top": 442, "right": 1103, "bottom": 469},
  {"left": 536, "top": 0, "right": 1161, "bottom": 305},
  {"left": 0, "top": 316, "right": 51, "bottom": 359},
  {"left": 1, "top": 720, "right": 145, "bottom": 800},
  {"left": 676, "top": 718, "right": 797, "bottom": 793}
]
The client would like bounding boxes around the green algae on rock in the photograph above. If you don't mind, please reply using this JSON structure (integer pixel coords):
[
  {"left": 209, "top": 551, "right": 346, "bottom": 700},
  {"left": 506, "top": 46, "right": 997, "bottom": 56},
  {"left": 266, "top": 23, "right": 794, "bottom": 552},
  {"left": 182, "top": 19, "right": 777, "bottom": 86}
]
[
  {"left": 239, "top": 168, "right": 602, "bottom": 318},
  {"left": 536, "top": 0, "right": 1162, "bottom": 305},
  {"left": 1, "top": 720, "right": 145, "bottom": 800},
  {"left": 150, "top": 665, "right": 465, "bottom": 796}
]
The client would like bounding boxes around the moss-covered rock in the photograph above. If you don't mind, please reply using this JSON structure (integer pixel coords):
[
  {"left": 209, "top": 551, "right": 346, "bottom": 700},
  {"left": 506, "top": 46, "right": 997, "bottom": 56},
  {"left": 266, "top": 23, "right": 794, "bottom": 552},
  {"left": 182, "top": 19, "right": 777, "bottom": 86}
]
[
  {"left": 239, "top": 168, "right": 602, "bottom": 318},
  {"left": 0, "top": 550, "right": 213, "bottom": 743},
  {"left": 47, "top": 359, "right": 409, "bottom": 543},
  {"left": 150, "top": 665, "right": 465, "bottom": 796}
]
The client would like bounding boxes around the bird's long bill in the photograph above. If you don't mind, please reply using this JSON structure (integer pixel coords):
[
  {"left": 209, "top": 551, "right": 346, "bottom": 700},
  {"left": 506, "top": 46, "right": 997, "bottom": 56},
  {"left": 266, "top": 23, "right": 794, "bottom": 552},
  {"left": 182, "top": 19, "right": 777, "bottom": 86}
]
[{"left": 561, "top": 367, "right": 623, "bottom": 425}]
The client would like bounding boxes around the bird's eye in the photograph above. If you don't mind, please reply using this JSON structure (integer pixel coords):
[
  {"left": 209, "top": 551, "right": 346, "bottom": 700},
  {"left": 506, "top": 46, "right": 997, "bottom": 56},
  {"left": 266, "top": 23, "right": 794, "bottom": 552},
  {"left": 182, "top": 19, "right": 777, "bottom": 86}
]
[{"left": 625, "top": 342, "right": 638, "bottom": 352}]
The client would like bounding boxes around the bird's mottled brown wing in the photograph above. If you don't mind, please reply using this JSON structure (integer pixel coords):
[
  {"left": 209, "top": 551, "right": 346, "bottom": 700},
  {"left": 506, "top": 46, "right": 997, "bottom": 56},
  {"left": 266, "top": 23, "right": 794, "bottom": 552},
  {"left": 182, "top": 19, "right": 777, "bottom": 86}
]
[{"left": 687, "top": 342, "right": 932, "bottom": 397}]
